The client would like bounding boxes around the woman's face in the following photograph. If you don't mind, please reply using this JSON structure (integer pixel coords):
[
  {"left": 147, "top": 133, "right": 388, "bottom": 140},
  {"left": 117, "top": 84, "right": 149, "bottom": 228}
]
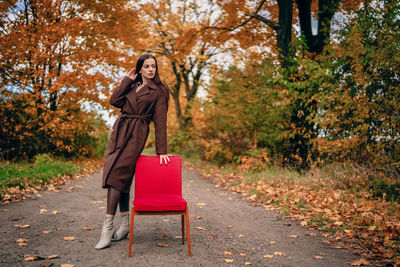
[{"left": 139, "top": 58, "right": 156, "bottom": 81}]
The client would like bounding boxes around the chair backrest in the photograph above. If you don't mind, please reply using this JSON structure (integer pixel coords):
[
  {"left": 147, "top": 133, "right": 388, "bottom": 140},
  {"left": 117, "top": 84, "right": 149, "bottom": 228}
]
[{"left": 135, "top": 155, "right": 182, "bottom": 197}]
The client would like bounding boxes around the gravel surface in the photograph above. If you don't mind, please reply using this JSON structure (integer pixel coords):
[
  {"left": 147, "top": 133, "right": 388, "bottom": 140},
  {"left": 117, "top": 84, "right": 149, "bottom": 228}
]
[{"left": 0, "top": 164, "right": 359, "bottom": 266}]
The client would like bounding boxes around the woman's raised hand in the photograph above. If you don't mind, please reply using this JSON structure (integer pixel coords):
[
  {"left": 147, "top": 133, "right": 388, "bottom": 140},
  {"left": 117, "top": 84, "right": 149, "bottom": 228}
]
[{"left": 127, "top": 67, "right": 137, "bottom": 80}]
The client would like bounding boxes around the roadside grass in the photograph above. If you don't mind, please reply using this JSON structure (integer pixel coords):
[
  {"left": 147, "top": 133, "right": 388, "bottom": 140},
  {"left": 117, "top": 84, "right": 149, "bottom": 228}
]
[
  {"left": 1, "top": 161, "right": 79, "bottom": 187},
  {"left": 180, "top": 152, "right": 400, "bottom": 264},
  {"left": 0, "top": 159, "right": 80, "bottom": 200},
  {"left": 0, "top": 153, "right": 104, "bottom": 202}
]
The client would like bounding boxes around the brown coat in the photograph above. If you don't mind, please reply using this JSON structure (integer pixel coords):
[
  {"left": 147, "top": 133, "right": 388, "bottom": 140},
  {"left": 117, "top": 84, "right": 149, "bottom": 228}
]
[{"left": 102, "top": 76, "right": 168, "bottom": 193}]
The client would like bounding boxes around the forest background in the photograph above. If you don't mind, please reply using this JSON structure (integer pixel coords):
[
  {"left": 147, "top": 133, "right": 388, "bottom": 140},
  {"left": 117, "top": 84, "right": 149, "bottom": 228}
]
[{"left": 1, "top": 0, "right": 399, "bottom": 264}]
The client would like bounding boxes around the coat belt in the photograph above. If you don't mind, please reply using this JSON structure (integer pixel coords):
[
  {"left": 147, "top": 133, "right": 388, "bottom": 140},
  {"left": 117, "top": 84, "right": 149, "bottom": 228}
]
[
  {"left": 120, "top": 113, "right": 152, "bottom": 121},
  {"left": 111, "top": 113, "right": 152, "bottom": 153}
]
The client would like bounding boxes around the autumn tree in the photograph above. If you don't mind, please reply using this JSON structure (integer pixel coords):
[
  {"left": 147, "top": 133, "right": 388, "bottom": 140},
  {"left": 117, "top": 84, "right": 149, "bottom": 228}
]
[
  {"left": 190, "top": 59, "right": 286, "bottom": 164},
  {"left": 317, "top": 0, "right": 400, "bottom": 168},
  {"left": 137, "top": 0, "right": 224, "bottom": 129},
  {"left": 0, "top": 0, "right": 145, "bottom": 159},
  {"left": 212, "top": 0, "right": 364, "bottom": 66}
]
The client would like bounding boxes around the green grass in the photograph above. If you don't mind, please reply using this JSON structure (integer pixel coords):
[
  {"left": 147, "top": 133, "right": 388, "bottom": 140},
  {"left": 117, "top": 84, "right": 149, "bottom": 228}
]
[{"left": 0, "top": 160, "right": 80, "bottom": 199}]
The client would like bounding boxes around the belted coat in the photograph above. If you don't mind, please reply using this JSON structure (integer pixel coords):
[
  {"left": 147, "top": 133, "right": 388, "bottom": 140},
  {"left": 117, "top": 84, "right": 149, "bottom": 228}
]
[{"left": 102, "top": 76, "right": 168, "bottom": 193}]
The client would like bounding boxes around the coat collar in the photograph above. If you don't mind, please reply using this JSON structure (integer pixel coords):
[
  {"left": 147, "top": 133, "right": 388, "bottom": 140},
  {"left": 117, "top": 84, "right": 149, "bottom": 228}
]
[
  {"left": 133, "top": 80, "right": 158, "bottom": 90},
  {"left": 146, "top": 80, "right": 158, "bottom": 90}
]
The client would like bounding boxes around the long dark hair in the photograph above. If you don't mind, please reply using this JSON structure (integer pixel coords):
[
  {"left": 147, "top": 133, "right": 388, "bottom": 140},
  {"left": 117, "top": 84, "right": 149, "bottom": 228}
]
[{"left": 133, "top": 54, "right": 169, "bottom": 106}]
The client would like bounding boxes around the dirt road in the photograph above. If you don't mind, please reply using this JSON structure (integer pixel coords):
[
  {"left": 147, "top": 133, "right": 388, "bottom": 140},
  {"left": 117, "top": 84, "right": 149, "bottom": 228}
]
[{"left": 0, "top": 164, "right": 358, "bottom": 266}]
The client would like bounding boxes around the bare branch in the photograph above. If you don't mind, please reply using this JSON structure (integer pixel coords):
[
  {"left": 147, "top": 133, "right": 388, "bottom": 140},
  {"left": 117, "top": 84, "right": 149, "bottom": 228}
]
[
  {"left": 247, "top": 13, "right": 279, "bottom": 30},
  {"left": 204, "top": 0, "right": 268, "bottom": 32}
]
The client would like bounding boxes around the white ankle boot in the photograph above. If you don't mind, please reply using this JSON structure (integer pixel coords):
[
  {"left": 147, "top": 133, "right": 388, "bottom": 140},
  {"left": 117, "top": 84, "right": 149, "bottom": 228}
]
[
  {"left": 95, "top": 215, "right": 114, "bottom": 249},
  {"left": 112, "top": 213, "right": 130, "bottom": 241}
]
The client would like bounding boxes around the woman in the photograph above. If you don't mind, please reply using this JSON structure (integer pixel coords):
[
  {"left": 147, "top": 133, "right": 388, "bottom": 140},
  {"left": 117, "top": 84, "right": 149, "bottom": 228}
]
[{"left": 96, "top": 54, "right": 170, "bottom": 249}]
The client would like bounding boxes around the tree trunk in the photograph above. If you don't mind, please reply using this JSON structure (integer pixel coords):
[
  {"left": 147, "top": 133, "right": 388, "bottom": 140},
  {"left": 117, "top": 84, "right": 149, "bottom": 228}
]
[
  {"left": 170, "top": 62, "right": 184, "bottom": 128},
  {"left": 296, "top": 0, "right": 340, "bottom": 54},
  {"left": 276, "top": 0, "right": 294, "bottom": 67}
]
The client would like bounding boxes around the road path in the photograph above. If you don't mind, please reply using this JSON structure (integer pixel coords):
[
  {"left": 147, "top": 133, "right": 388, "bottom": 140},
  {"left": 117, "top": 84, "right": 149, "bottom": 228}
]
[{"left": 0, "top": 164, "right": 358, "bottom": 266}]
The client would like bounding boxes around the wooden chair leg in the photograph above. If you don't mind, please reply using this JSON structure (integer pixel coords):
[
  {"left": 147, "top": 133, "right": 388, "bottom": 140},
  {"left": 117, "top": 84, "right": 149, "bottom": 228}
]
[
  {"left": 181, "top": 214, "right": 185, "bottom": 245},
  {"left": 185, "top": 207, "right": 192, "bottom": 256},
  {"left": 128, "top": 209, "right": 135, "bottom": 257}
]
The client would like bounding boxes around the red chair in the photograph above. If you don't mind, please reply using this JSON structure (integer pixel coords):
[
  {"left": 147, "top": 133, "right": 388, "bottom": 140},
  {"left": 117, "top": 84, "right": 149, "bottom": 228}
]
[{"left": 128, "top": 155, "right": 192, "bottom": 256}]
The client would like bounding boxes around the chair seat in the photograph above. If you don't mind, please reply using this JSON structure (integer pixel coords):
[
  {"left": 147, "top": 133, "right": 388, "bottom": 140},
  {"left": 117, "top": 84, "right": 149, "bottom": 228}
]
[{"left": 134, "top": 194, "right": 187, "bottom": 211}]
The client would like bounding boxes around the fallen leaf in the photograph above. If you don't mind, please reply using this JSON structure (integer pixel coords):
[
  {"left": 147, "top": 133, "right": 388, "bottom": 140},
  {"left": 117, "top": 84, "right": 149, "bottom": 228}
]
[
  {"left": 14, "top": 224, "right": 30, "bottom": 228},
  {"left": 238, "top": 234, "right": 244, "bottom": 238},
  {"left": 249, "top": 194, "right": 257, "bottom": 201},
  {"left": 36, "top": 194, "right": 42, "bottom": 198},
  {"left": 40, "top": 209, "right": 48, "bottom": 214},
  {"left": 314, "top": 255, "right": 323, "bottom": 259},
  {"left": 91, "top": 201, "right": 97, "bottom": 204},
  {"left": 197, "top": 202, "right": 206, "bottom": 206},
  {"left": 81, "top": 225, "right": 95, "bottom": 230},
  {"left": 174, "top": 236, "right": 182, "bottom": 239},
  {"left": 228, "top": 197, "right": 233, "bottom": 200},
  {"left": 289, "top": 235, "right": 298, "bottom": 238},
  {"left": 98, "top": 207, "right": 106, "bottom": 209},
  {"left": 157, "top": 243, "right": 169, "bottom": 247},
  {"left": 224, "top": 251, "right": 233, "bottom": 256},
  {"left": 246, "top": 248, "right": 251, "bottom": 251},
  {"left": 57, "top": 227, "right": 64, "bottom": 231},
  {"left": 162, "top": 219, "right": 170, "bottom": 222},
  {"left": 42, "top": 231, "right": 50, "bottom": 234},
  {"left": 47, "top": 255, "right": 59, "bottom": 259},
  {"left": 227, "top": 225, "right": 233, "bottom": 228},
  {"left": 270, "top": 241, "right": 276, "bottom": 244},
  {"left": 76, "top": 185, "right": 83, "bottom": 188},
  {"left": 40, "top": 262, "right": 53, "bottom": 267},
  {"left": 350, "top": 258, "right": 370, "bottom": 266},
  {"left": 194, "top": 226, "right": 206, "bottom": 231},
  {"left": 244, "top": 262, "right": 252, "bottom": 265},
  {"left": 240, "top": 253, "right": 246, "bottom": 256},
  {"left": 160, "top": 232, "right": 168, "bottom": 237},
  {"left": 224, "top": 259, "right": 234, "bottom": 263},
  {"left": 63, "top": 236, "right": 75, "bottom": 241},
  {"left": 96, "top": 201, "right": 103, "bottom": 203},
  {"left": 264, "top": 255, "right": 274, "bottom": 258},
  {"left": 305, "top": 232, "right": 317, "bottom": 237},
  {"left": 60, "top": 264, "right": 74, "bottom": 267},
  {"left": 194, "top": 216, "right": 203, "bottom": 219},
  {"left": 51, "top": 210, "right": 58, "bottom": 215},
  {"left": 321, "top": 233, "right": 330, "bottom": 237},
  {"left": 24, "top": 255, "right": 42, "bottom": 261},
  {"left": 334, "top": 221, "right": 343, "bottom": 226},
  {"left": 300, "top": 221, "right": 308, "bottom": 226},
  {"left": 206, "top": 235, "right": 215, "bottom": 239},
  {"left": 274, "top": 251, "right": 285, "bottom": 256},
  {"left": 17, "top": 238, "right": 28, "bottom": 246}
]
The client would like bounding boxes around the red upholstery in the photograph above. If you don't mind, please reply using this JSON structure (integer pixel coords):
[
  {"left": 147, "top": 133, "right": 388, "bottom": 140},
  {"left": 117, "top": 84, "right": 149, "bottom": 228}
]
[{"left": 134, "top": 155, "right": 187, "bottom": 211}]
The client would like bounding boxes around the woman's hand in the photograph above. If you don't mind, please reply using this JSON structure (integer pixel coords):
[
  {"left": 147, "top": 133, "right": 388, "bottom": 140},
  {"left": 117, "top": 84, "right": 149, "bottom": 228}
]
[
  {"left": 159, "top": 154, "right": 171, "bottom": 166},
  {"left": 127, "top": 67, "right": 137, "bottom": 80}
]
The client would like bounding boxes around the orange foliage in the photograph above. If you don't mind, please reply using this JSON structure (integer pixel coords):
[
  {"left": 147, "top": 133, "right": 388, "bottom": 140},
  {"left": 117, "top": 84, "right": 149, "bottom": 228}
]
[
  {"left": 0, "top": 0, "right": 146, "bottom": 159},
  {"left": 136, "top": 0, "right": 226, "bottom": 129}
]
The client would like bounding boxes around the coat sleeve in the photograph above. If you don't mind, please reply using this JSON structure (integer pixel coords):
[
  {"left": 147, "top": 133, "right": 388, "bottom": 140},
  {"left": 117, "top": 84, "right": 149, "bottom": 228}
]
[
  {"left": 109, "top": 76, "right": 134, "bottom": 108},
  {"left": 153, "top": 89, "right": 168, "bottom": 155}
]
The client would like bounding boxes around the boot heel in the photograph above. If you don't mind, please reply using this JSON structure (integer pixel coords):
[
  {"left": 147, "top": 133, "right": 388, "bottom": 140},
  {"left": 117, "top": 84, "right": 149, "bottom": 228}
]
[{"left": 111, "top": 213, "right": 130, "bottom": 241}]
